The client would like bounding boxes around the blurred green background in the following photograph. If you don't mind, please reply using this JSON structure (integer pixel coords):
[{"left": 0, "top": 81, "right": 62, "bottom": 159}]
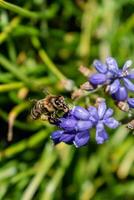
[{"left": 0, "top": 0, "right": 134, "bottom": 199}]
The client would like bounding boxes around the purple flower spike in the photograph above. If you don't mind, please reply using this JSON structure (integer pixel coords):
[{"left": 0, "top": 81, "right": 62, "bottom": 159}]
[
  {"left": 71, "top": 106, "right": 90, "bottom": 120},
  {"left": 89, "top": 73, "right": 107, "bottom": 86},
  {"left": 127, "top": 98, "right": 134, "bottom": 108},
  {"left": 89, "top": 57, "right": 134, "bottom": 104},
  {"left": 74, "top": 131, "right": 90, "bottom": 147},
  {"left": 51, "top": 100, "right": 119, "bottom": 147},
  {"left": 93, "top": 60, "right": 107, "bottom": 74},
  {"left": 113, "top": 86, "right": 128, "bottom": 101}
]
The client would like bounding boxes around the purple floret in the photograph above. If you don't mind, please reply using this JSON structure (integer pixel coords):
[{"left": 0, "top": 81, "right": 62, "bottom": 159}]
[
  {"left": 89, "top": 57, "right": 134, "bottom": 102},
  {"left": 50, "top": 101, "right": 119, "bottom": 148}
]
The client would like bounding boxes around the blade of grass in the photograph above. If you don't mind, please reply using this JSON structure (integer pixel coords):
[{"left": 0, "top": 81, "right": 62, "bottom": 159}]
[
  {"left": 0, "top": 82, "right": 24, "bottom": 92},
  {"left": 41, "top": 146, "right": 74, "bottom": 200},
  {"left": 77, "top": 0, "right": 98, "bottom": 62},
  {"left": 39, "top": 49, "right": 67, "bottom": 81},
  {"left": 21, "top": 143, "right": 57, "bottom": 200},
  {"left": 7, "top": 102, "right": 30, "bottom": 141},
  {"left": 0, "top": 17, "right": 20, "bottom": 44},
  {"left": 0, "top": 129, "right": 52, "bottom": 159},
  {"left": 0, "top": 54, "right": 30, "bottom": 85},
  {"left": 0, "top": 0, "right": 58, "bottom": 19},
  {"left": 31, "top": 37, "right": 67, "bottom": 81}
]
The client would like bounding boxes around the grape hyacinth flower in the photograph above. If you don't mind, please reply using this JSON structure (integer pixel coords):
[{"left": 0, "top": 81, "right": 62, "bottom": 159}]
[
  {"left": 88, "top": 100, "right": 119, "bottom": 144},
  {"left": 89, "top": 57, "right": 134, "bottom": 102},
  {"left": 51, "top": 106, "right": 93, "bottom": 147},
  {"left": 51, "top": 100, "right": 119, "bottom": 147}
]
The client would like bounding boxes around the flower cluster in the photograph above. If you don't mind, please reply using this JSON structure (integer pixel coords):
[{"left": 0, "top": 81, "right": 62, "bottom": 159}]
[
  {"left": 51, "top": 100, "right": 119, "bottom": 147},
  {"left": 89, "top": 57, "right": 134, "bottom": 108}
]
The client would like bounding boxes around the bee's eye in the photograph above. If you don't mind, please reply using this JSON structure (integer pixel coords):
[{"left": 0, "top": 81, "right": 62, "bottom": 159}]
[{"left": 55, "top": 100, "right": 60, "bottom": 106}]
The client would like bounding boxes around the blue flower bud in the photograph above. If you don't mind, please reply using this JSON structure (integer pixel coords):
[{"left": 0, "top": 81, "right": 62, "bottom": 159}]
[
  {"left": 103, "top": 108, "right": 113, "bottom": 119},
  {"left": 103, "top": 117, "right": 119, "bottom": 128},
  {"left": 109, "top": 79, "right": 120, "bottom": 94},
  {"left": 51, "top": 130, "right": 64, "bottom": 144},
  {"left": 127, "top": 98, "right": 134, "bottom": 108},
  {"left": 95, "top": 122, "right": 108, "bottom": 144},
  {"left": 76, "top": 120, "right": 93, "bottom": 132},
  {"left": 93, "top": 60, "right": 107, "bottom": 74},
  {"left": 123, "top": 78, "right": 134, "bottom": 92},
  {"left": 127, "top": 73, "right": 134, "bottom": 79},
  {"left": 71, "top": 106, "right": 90, "bottom": 120},
  {"left": 59, "top": 133, "right": 75, "bottom": 144},
  {"left": 87, "top": 106, "right": 99, "bottom": 121},
  {"left": 106, "top": 57, "right": 119, "bottom": 74},
  {"left": 112, "top": 86, "right": 128, "bottom": 101},
  {"left": 97, "top": 101, "right": 107, "bottom": 119},
  {"left": 89, "top": 73, "right": 107, "bottom": 86},
  {"left": 59, "top": 118, "right": 77, "bottom": 131},
  {"left": 74, "top": 131, "right": 90, "bottom": 147}
]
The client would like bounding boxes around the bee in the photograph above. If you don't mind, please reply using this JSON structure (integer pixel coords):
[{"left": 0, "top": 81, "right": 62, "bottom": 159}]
[
  {"left": 31, "top": 95, "right": 69, "bottom": 124},
  {"left": 127, "top": 119, "right": 134, "bottom": 130}
]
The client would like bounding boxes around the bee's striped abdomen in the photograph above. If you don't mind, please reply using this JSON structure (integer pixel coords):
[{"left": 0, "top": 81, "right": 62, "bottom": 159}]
[{"left": 31, "top": 101, "right": 43, "bottom": 120}]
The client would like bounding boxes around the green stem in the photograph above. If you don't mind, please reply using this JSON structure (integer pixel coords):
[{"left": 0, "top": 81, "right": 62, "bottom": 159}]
[
  {"left": 21, "top": 144, "right": 57, "bottom": 200},
  {"left": 0, "top": 54, "right": 29, "bottom": 84},
  {"left": 39, "top": 49, "right": 66, "bottom": 81},
  {"left": 0, "top": 17, "right": 20, "bottom": 44},
  {"left": 77, "top": 0, "right": 98, "bottom": 63},
  {"left": 41, "top": 147, "right": 74, "bottom": 200},
  {"left": 0, "top": 0, "right": 57, "bottom": 19},
  {"left": 0, "top": 130, "right": 51, "bottom": 159},
  {"left": 0, "top": 82, "right": 24, "bottom": 92},
  {"left": 0, "top": 54, "right": 57, "bottom": 90}
]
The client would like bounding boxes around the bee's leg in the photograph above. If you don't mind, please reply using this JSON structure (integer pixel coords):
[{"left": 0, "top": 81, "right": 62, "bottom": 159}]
[
  {"left": 54, "top": 110, "right": 59, "bottom": 118},
  {"left": 48, "top": 112, "right": 58, "bottom": 124}
]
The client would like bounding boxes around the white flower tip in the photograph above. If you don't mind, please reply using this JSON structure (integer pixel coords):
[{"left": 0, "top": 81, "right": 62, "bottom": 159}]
[
  {"left": 73, "top": 141, "right": 79, "bottom": 148},
  {"left": 93, "top": 59, "right": 99, "bottom": 64},
  {"left": 126, "top": 60, "right": 132, "bottom": 68}
]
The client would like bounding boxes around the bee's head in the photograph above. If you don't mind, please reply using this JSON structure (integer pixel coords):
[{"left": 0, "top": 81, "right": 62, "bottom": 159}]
[{"left": 54, "top": 96, "right": 69, "bottom": 112}]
